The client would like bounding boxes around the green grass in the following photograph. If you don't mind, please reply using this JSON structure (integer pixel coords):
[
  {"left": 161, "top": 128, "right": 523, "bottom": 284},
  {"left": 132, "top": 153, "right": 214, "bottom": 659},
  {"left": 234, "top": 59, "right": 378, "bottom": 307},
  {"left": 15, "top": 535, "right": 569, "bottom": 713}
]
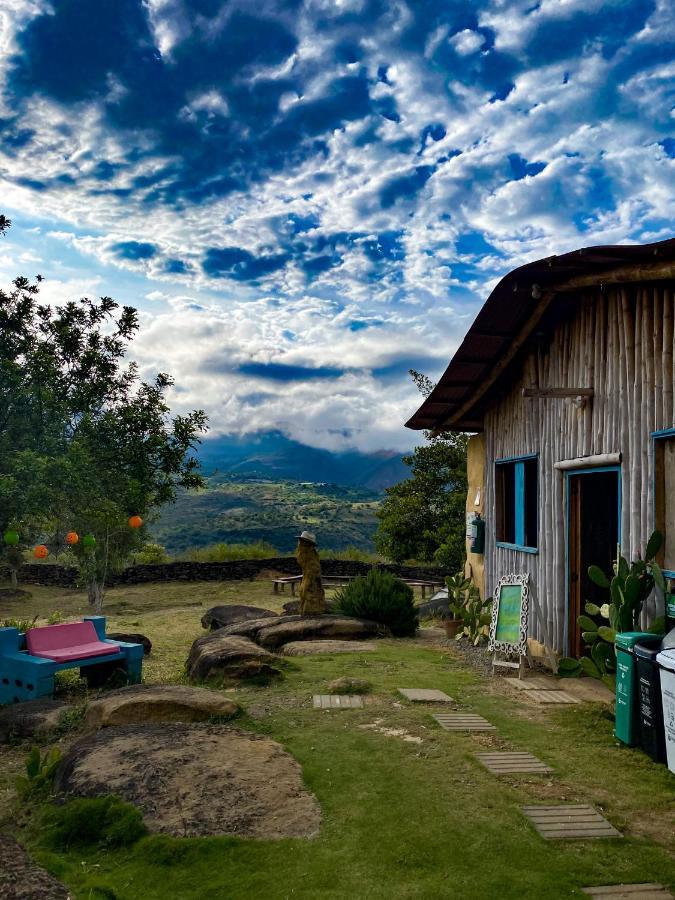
[{"left": 1, "top": 578, "right": 674, "bottom": 899}]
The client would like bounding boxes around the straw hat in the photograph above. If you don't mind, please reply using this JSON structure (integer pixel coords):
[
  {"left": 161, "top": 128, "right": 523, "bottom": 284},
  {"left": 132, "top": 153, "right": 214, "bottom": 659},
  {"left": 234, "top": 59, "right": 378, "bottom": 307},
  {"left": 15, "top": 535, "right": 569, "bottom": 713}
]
[{"left": 296, "top": 530, "right": 317, "bottom": 544}]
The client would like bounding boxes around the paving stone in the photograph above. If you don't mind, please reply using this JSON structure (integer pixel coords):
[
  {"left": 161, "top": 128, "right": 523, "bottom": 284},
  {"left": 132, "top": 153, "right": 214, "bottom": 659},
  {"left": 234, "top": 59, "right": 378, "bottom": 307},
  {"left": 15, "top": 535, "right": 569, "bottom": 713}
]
[
  {"left": 522, "top": 689, "right": 579, "bottom": 704},
  {"left": 313, "top": 694, "right": 364, "bottom": 709},
  {"left": 397, "top": 688, "right": 454, "bottom": 703},
  {"left": 506, "top": 677, "right": 562, "bottom": 691},
  {"left": 433, "top": 712, "right": 495, "bottom": 731},
  {"left": 476, "top": 751, "right": 552, "bottom": 774},
  {"left": 522, "top": 805, "right": 621, "bottom": 840},
  {"left": 582, "top": 886, "right": 673, "bottom": 899}
]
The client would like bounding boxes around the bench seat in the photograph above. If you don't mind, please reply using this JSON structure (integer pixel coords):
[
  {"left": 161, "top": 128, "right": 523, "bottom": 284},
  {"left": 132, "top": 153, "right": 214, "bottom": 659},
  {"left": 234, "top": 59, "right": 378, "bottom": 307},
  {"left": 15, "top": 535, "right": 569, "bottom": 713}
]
[{"left": 31, "top": 641, "right": 121, "bottom": 663}]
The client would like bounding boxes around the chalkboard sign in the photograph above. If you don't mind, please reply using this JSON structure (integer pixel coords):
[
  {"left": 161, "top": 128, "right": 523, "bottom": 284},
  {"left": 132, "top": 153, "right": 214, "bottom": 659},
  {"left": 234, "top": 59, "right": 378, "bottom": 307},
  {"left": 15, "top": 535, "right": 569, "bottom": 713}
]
[{"left": 489, "top": 573, "right": 529, "bottom": 656}]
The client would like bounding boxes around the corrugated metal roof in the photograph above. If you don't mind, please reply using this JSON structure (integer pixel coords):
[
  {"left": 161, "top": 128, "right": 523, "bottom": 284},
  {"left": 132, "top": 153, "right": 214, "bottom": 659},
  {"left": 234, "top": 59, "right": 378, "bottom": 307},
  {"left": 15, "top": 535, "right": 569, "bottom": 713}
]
[{"left": 406, "top": 237, "right": 675, "bottom": 433}]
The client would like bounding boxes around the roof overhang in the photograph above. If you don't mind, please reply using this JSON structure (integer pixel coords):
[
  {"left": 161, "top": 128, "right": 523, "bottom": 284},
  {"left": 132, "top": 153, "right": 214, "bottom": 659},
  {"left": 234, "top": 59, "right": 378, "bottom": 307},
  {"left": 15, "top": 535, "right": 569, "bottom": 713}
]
[{"left": 405, "top": 237, "right": 675, "bottom": 433}]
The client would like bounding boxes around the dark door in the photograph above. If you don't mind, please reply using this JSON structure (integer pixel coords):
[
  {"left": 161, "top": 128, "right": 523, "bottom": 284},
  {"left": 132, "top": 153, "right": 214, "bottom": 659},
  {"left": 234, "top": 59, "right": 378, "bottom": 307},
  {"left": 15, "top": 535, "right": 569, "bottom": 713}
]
[{"left": 568, "top": 470, "right": 620, "bottom": 657}]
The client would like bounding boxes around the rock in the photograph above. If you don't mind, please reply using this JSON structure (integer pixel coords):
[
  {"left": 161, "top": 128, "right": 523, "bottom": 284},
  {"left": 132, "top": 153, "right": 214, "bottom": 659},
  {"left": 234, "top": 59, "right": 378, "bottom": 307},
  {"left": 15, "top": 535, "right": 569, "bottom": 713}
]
[
  {"left": 85, "top": 684, "right": 239, "bottom": 729},
  {"left": 282, "top": 640, "right": 376, "bottom": 656},
  {"left": 282, "top": 600, "right": 335, "bottom": 615},
  {"left": 0, "top": 835, "right": 69, "bottom": 899},
  {"left": 0, "top": 699, "right": 70, "bottom": 744},
  {"left": 107, "top": 632, "right": 152, "bottom": 654},
  {"left": 187, "top": 633, "right": 283, "bottom": 682},
  {"left": 254, "top": 615, "right": 388, "bottom": 650},
  {"left": 327, "top": 677, "right": 372, "bottom": 694},
  {"left": 201, "top": 604, "right": 277, "bottom": 631},
  {"left": 55, "top": 723, "right": 322, "bottom": 839}
]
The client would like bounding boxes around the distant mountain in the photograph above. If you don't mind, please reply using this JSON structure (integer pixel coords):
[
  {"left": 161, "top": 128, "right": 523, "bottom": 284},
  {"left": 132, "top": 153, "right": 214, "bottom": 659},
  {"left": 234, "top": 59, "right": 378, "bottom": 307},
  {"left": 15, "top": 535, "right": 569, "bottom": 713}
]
[{"left": 195, "top": 431, "right": 410, "bottom": 490}]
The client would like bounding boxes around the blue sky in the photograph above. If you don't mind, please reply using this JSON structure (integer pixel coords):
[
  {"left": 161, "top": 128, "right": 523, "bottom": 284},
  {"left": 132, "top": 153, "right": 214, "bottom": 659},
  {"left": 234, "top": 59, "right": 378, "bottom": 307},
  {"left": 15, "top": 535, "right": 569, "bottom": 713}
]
[{"left": 0, "top": 0, "right": 673, "bottom": 452}]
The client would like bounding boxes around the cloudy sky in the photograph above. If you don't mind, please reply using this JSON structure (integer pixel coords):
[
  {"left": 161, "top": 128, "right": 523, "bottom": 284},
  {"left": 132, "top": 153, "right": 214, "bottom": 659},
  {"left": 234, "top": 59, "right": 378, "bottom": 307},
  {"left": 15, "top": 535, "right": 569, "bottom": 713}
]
[{"left": 0, "top": 0, "right": 673, "bottom": 453}]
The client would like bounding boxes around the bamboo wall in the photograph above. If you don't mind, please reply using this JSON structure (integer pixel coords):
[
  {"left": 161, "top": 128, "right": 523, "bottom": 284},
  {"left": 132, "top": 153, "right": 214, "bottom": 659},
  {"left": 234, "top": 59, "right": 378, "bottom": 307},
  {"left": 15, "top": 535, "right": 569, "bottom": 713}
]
[{"left": 483, "top": 282, "right": 675, "bottom": 653}]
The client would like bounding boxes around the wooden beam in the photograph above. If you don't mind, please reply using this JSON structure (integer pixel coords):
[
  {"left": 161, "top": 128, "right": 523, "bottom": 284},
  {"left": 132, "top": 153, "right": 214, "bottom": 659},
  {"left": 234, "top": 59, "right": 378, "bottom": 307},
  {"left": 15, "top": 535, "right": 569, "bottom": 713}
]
[
  {"left": 522, "top": 387, "right": 594, "bottom": 399},
  {"left": 438, "top": 290, "right": 556, "bottom": 431}
]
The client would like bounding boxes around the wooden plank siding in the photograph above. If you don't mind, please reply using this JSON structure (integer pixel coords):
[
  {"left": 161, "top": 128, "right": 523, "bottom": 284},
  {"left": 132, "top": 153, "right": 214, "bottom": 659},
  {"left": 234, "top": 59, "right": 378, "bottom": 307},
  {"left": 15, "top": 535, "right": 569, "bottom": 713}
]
[{"left": 483, "top": 283, "right": 675, "bottom": 653}]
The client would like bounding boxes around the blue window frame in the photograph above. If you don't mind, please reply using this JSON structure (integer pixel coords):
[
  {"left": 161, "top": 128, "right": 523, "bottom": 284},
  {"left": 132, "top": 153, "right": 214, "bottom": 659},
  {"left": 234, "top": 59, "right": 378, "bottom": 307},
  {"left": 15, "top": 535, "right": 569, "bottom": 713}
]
[
  {"left": 495, "top": 454, "right": 538, "bottom": 553},
  {"left": 652, "top": 428, "right": 675, "bottom": 579}
]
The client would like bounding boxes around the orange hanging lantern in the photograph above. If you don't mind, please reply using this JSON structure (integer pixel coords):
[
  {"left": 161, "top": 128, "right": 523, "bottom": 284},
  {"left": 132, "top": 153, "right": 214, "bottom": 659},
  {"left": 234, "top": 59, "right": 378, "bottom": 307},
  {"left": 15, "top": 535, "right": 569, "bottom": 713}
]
[
  {"left": 33, "top": 544, "right": 49, "bottom": 559},
  {"left": 65, "top": 531, "right": 79, "bottom": 545},
  {"left": 128, "top": 515, "right": 143, "bottom": 529}
]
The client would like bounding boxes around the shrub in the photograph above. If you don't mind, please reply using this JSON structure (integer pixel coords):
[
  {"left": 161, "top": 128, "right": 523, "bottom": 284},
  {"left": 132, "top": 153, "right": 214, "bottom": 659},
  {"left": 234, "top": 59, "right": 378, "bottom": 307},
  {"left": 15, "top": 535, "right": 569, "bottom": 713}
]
[
  {"left": 133, "top": 543, "right": 168, "bottom": 565},
  {"left": 183, "top": 540, "right": 279, "bottom": 562},
  {"left": 16, "top": 747, "right": 61, "bottom": 799},
  {"left": 41, "top": 796, "right": 147, "bottom": 850},
  {"left": 1, "top": 615, "right": 38, "bottom": 632},
  {"left": 332, "top": 569, "right": 418, "bottom": 637}
]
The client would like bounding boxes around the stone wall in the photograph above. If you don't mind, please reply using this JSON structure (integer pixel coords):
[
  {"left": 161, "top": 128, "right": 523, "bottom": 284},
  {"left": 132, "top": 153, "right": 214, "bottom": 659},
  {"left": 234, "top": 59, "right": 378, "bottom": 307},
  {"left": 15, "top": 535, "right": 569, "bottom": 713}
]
[{"left": 1, "top": 558, "right": 447, "bottom": 589}]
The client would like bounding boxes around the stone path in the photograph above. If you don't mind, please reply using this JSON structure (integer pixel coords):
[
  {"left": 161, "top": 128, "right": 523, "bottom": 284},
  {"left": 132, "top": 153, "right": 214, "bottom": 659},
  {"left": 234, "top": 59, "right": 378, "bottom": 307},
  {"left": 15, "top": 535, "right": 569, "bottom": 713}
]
[
  {"left": 521, "top": 689, "right": 579, "bottom": 705},
  {"left": 582, "top": 886, "right": 673, "bottom": 899},
  {"left": 522, "top": 805, "right": 622, "bottom": 840},
  {"left": 313, "top": 694, "right": 364, "bottom": 709},
  {"left": 397, "top": 688, "right": 454, "bottom": 702},
  {"left": 433, "top": 712, "right": 495, "bottom": 731},
  {"left": 475, "top": 751, "right": 552, "bottom": 774},
  {"left": 506, "top": 676, "right": 561, "bottom": 691}
]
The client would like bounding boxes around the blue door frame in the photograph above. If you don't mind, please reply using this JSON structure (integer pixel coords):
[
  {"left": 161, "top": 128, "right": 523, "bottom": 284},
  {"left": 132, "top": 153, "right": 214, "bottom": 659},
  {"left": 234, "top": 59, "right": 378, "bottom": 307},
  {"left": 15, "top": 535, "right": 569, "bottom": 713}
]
[{"left": 563, "top": 466, "right": 622, "bottom": 656}]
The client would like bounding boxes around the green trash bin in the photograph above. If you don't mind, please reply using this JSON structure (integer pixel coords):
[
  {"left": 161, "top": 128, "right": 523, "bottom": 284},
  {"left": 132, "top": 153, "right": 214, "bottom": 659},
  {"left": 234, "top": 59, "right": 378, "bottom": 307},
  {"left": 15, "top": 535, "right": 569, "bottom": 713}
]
[{"left": 615, "top": 631, "right": 656, "bottom": 746}]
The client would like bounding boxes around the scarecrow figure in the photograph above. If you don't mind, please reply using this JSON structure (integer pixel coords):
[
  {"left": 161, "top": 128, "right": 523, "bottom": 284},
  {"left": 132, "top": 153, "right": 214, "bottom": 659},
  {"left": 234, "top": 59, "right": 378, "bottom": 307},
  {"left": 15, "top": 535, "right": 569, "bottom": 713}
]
[{"left": 296, "top": 530, "right": 326, "bottom": 616}]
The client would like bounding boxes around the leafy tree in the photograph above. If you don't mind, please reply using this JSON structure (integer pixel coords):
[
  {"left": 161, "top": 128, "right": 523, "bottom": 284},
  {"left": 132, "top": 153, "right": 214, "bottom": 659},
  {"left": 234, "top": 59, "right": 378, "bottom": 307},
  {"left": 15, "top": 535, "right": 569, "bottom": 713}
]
[
  {"left": 0, "top": 216, "right": 207, "bottom": 608},
  {"left": 375, "top": 371, "right": 468, "bottom": 570}
]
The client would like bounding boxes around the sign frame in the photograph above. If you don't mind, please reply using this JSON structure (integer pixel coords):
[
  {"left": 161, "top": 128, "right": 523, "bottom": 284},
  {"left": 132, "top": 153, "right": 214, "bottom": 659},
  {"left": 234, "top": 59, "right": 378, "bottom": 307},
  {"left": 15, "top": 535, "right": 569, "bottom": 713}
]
[{"left": 489, "top": 573, "right": 529, "bottom": 656}]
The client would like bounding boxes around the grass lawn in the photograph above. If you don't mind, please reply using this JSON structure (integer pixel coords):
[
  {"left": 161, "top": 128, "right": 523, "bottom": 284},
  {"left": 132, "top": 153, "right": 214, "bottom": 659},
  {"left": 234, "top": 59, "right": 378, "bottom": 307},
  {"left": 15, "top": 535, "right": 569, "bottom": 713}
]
[{"left": 1, "top": 578, "right": 675, "bottom": 899}]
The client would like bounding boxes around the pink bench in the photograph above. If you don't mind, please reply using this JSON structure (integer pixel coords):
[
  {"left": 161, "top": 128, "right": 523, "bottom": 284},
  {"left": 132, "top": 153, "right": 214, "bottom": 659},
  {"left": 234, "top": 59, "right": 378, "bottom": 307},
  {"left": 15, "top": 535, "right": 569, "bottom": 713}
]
[{"left": 26, "top": 621, "right": 121, "bottom": 663}]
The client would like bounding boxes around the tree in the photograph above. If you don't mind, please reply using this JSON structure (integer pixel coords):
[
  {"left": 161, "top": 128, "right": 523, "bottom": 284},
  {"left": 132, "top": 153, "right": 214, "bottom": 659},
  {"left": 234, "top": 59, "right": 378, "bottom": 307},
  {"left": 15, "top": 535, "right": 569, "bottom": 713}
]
[
  {"left": 374, "top": 371, "right": 468, "bottom": 571},
  {"left": 0, "top": 216, "right": 208, "bottom": 609}
]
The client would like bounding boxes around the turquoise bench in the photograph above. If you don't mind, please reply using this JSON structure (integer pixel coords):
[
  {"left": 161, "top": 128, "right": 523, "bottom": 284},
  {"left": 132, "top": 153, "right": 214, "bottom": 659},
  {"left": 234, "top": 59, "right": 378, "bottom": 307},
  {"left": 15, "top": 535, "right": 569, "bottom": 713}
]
[{"left": 0, "top": 616, "right": 143, "bottom": 705}]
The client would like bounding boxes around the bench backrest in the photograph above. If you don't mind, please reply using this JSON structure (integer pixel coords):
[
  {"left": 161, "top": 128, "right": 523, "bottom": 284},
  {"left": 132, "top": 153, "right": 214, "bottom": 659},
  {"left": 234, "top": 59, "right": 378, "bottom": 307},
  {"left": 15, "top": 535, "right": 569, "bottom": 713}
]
[{"left": 26, "top": 620, "right": 100, "bottom": 654}]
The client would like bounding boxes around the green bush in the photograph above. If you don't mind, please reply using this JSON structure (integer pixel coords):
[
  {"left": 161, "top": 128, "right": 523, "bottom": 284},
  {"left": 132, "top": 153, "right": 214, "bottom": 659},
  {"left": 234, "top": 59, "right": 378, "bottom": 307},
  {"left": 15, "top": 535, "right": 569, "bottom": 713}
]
[
  {"left": 133, "top": 543, "right": 168, "bottom": 565},
  {"left": 183, "top": 540, "right": 279, "bottom": 562},
  {"left": 16, "top": 747, "right": 61, "bottom": 799},
  {"left": 41, "top": 796, "right": 147, "bottom": 850},
  {"left": 332, "top": 569, "right": 418, "bottom": 637}
]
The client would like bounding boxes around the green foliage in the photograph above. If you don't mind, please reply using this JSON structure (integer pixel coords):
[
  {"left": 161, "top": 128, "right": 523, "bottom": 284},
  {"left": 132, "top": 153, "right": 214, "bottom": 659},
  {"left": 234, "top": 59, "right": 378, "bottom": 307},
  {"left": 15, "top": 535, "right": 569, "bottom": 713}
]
[
  {"left": 375, "top": 433, "right": 468, "bottom": 570},
  {"left": 445, "top": 572, "right": 492, "bottom": 645},
  {"left": 16, "top": 747, "right": 61, "bottom": 799},
  {"left": 184, "top": 540, "right": 279, "bottom": 562},
  {"left": 1, "top": 615, "right": 37, "bottom": 632},
  {"left": 41, "top": 796, "right": 147, "bottom": 850},
  {"left": 332, "top": 569, "right": 418, "bottom": 637},
  {"left": 558, "top": 531, "right": 665, "bottom": 687},
  {"left": 133, "top": 543, "right": 169, "bottom": 565}
]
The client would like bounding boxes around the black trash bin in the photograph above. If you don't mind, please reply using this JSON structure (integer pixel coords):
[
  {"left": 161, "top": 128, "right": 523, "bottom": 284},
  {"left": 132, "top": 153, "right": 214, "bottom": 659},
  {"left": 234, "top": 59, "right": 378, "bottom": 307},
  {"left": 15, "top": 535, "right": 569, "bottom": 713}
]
[{"left": 635, "top": 636, "right": 668, "bottom": 763}]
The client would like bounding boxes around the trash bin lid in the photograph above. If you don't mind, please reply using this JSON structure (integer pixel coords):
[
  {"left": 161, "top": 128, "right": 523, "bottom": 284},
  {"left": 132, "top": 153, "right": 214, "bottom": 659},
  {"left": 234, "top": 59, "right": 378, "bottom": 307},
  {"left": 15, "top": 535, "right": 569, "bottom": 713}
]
[
  {"left": 635, "top": 636, "right": 665, "bottom": 660},
  {"left": 656, "top": 648, "right": 675, "bottom": 672},
  {"left": 662, "top": 626, "right": 675, "bottom": 650},
  {"left": 616, "top": 631, "right": 656, "bottom": 651}
]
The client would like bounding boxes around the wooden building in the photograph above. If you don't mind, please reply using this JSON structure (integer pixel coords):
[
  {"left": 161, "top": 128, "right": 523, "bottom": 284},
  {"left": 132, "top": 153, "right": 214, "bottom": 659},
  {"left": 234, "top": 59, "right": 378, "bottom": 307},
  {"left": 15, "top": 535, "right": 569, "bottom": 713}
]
[{"left": 407, "top": 238, "right": 675, "bottom": 658}]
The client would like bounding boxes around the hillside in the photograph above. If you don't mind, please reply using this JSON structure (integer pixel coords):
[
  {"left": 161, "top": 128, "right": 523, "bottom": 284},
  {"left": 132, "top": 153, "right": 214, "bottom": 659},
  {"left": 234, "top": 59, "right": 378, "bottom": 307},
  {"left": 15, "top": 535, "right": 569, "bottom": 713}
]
[
  {"left": 196, "top": 431, "right": 409, "bottom": 490},
  {"left": 150, "top": 477, "right": 383, "bottom": 554}
]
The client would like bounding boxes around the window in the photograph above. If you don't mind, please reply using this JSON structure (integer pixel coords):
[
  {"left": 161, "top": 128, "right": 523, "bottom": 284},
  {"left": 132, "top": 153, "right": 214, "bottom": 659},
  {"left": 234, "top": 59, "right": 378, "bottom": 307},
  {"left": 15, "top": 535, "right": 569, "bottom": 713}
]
[
  {"left": 495, "top": 456, "right": 538, "bottom": 551},
  {"left": 654, "top": 431, "right": 675, "bottom": 576}
]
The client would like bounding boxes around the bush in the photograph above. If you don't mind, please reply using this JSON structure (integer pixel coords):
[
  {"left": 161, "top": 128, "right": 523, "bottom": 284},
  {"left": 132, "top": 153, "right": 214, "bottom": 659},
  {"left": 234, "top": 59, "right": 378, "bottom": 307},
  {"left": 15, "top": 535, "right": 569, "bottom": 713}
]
[
  {"left": 183, "top": 540, "right": 279, "bottom": 562},
  {"left": 332, "top": 569, "right": 418, "bottom": 637},
  {"left": 133, "top": 543, "right": 168, "bottom": 565},
  {"left": 41, "top": 796, "right": 147, "bottom": 850}
]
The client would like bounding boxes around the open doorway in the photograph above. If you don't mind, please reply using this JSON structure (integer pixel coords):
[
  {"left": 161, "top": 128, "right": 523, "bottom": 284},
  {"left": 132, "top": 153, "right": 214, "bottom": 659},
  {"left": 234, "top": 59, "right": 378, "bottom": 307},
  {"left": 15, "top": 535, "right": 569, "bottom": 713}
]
[{"left": 567, "top": 468, "right": 621, "bottom": 657}]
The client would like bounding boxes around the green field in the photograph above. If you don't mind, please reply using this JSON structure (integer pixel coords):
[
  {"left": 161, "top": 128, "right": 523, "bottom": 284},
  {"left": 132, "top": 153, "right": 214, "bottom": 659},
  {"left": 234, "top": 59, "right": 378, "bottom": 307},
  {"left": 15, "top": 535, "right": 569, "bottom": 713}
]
[
  {"left": 1, "top": 579, "right": 674, "bottom": 899},
  {"left": 151, "top": 477, "right": 382, "bottom": 554}
]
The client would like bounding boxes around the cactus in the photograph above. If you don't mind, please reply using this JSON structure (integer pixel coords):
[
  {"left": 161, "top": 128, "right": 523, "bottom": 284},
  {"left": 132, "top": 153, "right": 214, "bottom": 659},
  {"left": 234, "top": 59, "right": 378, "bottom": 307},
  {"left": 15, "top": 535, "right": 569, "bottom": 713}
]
[{"left": 558, "top": 530, "right": 665, "bottom": 689}]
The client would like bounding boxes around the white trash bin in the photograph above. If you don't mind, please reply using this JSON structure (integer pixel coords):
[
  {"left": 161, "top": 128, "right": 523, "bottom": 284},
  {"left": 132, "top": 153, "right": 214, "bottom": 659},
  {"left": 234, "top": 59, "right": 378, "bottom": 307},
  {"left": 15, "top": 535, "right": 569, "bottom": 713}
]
[{"left": 656, "top": 648, "right": 675, "bottom": 774}]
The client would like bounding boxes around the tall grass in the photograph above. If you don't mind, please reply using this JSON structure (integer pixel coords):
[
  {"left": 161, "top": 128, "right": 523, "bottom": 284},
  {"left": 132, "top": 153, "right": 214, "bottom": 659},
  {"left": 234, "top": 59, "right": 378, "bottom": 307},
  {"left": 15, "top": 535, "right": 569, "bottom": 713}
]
[{"left": 182, "top": 541, "right": 281, "bottom": 562}]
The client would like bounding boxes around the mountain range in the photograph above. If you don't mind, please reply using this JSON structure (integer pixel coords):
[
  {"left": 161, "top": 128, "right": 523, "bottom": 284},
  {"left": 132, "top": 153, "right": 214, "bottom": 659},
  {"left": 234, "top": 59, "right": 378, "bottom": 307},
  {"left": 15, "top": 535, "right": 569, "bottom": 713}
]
[{"left": 195, "top": 431, "right": 410, "bottom": 490}]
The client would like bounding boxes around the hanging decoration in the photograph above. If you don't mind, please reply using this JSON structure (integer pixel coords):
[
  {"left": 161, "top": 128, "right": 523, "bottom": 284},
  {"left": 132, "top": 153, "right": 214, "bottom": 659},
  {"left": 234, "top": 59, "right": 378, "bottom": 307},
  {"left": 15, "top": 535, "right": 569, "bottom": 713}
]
[
  {"left": 82, "top": 534, "right": 97, "bottom": 548},
  {"left": 33, "top": 544, "right": 49, "bottom": 559},
  {"left": 128, "top": 515, "right": 143, "bottom": 529},
  {"left": 65, "top": 531, "right": 79, "bottom": 545},
  {"left": 3, "top": 530, "right": 20, "bottom": 546}
]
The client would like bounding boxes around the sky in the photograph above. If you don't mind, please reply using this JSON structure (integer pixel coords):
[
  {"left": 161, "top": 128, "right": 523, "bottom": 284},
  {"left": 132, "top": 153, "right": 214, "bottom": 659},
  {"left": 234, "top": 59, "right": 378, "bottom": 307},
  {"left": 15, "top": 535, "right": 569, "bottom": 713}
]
[{"left": 0, "top": 0, "right": 674, "bottom": 454}]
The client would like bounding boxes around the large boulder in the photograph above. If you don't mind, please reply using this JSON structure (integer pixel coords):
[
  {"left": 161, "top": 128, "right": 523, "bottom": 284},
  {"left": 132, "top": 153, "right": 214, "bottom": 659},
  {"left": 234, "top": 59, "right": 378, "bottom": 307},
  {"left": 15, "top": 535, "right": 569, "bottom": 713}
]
[
  {"left": 201, "top": 604, "right": 277, "bottom": 631},
  {"left": 85, "top": 684, "right": 239, "bottom": 729},
  {"left": 187, "top": 633, "right": 283, "bottom": 682},
  {"left": 107, "top": 632, "right": 152, "bottom": 655},
  {"left": 0, "top": 835, "right": 69, "bottom": 899},
  {"left": 55, "top": 723, "right": 322, "bottom": 839},
  {"left": 282, "top": 640, "right": 376, "bottom": 656},
  {"left": 0, "top": 699, "right": 70, "bottom": 744},
  {"left": 254, "top": 615, "right": 388, "bottom": 650},
  {"left": 282, "top": 600, "right": 335, "bottom": 615}
]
